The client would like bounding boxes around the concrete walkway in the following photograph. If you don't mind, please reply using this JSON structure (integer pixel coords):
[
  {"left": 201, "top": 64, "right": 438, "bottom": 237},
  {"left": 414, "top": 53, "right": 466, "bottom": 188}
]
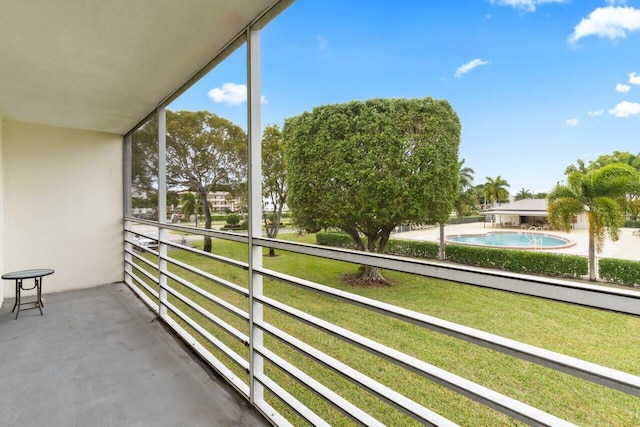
[
  {"left": 395, "top": 223, "right": 640, "bottom": 261},
  {"left": 0, "top": 283, "right": 269, "bottom": 427}
]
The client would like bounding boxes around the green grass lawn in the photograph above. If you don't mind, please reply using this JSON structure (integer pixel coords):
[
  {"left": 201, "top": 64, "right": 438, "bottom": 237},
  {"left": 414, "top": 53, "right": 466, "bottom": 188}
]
[{"left": 130, "top": 233, "right": 640, "bottom": 426}]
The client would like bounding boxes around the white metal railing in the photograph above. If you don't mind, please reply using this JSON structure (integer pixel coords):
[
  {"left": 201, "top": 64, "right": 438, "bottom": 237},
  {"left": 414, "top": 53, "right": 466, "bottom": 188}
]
[{"left": 123, "top": 218, "right": 640, "bottom": 426}]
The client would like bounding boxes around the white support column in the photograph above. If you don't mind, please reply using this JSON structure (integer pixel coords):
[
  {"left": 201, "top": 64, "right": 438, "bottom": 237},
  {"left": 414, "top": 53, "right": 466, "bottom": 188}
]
[
  {"left": 123, "top": 134, "right": 133, "bottom": 281},
  {"left": 123, "top": 134, "right": 132, "bottom": 218},
  {"left": 247, "top": 26, "right": 264, "bottom": 405},
  {"left": 158, "top": 107, "right": 168, "bottom": 318}
]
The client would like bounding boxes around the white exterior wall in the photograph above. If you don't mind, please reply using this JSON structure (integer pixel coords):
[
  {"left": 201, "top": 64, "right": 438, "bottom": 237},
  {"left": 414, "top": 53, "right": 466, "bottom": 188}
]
[
  {"left": 0, "top": 114, "right": 4, "bottom": 303},
  {"left": 574, "top": 213, "right": 588, "bottom": 230},
  {"left": 3, "top": 121, "right": 123, "bottom": 297}
]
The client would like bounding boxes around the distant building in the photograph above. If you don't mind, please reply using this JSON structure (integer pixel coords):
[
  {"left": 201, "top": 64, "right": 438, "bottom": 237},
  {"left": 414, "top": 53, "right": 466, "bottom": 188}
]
[
  {"left": 262, "top": 196, "right": 289, "bottom": 213},
  {"left": 208, "top": 191, "right": 238, "bottom": 212},
  {"left": 486, "top": 198, "right": 588, "bottom": 230}
]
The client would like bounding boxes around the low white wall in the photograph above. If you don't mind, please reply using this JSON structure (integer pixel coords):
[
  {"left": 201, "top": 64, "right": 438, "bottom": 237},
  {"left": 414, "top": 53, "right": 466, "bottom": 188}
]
[{"left": 3, "top": 121, "right": 123, "bottom": 297}]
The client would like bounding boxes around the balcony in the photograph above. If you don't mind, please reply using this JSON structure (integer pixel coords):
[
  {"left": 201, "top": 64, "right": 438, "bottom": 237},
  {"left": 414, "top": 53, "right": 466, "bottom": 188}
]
[
  {"left": 2, "top": 1, "right": 640, "bottom": 425},
  {"left": 122, "top": 220, "right": 640, "bottom": 426},
  {"left": 0, "top": 282, "right": 269, "bottom": 426}
]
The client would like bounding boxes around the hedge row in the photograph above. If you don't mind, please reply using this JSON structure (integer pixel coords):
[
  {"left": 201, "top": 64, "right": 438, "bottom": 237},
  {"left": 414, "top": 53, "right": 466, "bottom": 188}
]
[
  {"left": 624, "top": 220, "right": 640, "bottom": 228},
  {"left": 445, "top": 245, "right": 588, "bottom": 278},
  {"left": 386, "top": 239, "right": 440, "bottom": 259},
  {"left": 316, "top": 232, "right": 357, "bottom": 249},
  {"left": 599, "top": 258, "right": 640, "bottom": 287},
  {"left": 316, "top": 232, "right": 588, "bottom": 279}
]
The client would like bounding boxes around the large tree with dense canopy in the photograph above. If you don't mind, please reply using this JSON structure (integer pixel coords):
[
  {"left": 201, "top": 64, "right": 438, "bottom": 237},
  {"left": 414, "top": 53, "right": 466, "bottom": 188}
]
[
  {"left": 284, "top": 97, "right": 461, "bottom": 284},
  {"left": 166, "top": 110, "right": 247, "bottom": 252}
]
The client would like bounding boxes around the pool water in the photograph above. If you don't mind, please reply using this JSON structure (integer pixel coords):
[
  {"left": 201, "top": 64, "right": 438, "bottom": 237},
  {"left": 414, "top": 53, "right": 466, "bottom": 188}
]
[{"left": 446, "top": 232, "right": 571, "bottom": 249}]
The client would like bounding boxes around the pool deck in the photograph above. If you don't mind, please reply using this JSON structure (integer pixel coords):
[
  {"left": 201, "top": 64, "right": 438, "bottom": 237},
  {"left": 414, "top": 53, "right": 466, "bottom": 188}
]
[{"left": 395, "top": 223, "right": 640, "bottom": 261}]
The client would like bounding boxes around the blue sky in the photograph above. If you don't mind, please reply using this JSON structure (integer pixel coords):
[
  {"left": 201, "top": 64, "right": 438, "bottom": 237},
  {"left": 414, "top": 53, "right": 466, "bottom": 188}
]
[{"left": 169, "top": 0, "right": 640, "bottom": 194}]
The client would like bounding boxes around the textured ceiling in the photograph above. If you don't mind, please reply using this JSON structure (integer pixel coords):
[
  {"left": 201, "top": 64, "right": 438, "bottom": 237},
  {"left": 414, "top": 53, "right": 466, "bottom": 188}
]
[{"left": 0, "top": 0, "right": 289, "bottom": 135}]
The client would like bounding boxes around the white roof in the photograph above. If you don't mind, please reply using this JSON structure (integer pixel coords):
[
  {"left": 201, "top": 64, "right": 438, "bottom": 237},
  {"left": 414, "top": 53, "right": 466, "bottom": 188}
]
[{"left": 486, "top": 199, "right": 548, "bottom": 216}]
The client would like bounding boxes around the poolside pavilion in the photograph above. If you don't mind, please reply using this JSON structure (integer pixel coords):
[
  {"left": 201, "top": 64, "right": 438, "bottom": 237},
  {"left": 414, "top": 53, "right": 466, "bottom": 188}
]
[
  {"left": 1, "top": 1, "right": 639, "bottom": 425},
  {"left": 486, "top": 198, "right": 588, "bottom": 229}
]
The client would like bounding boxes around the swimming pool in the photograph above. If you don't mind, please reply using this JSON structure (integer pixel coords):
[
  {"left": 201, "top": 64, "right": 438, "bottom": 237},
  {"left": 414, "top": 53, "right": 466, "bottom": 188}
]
[{"left": 446, "top": 231, "right": 574, "bottom": 250}]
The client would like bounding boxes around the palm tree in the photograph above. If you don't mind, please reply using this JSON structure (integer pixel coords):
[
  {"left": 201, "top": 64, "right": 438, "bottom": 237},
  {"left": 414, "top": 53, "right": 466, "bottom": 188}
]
[
  {"left": 181, "top": 192, "right": 206, "bottom": 228},
  {"left": 548, "top": 163, "right": 640, "bottom": 281},
  {"left": 453, "top": 159, "right": 476, "bottom": 217},
  {"left": 514, "top": 187, "right": 533, "bottom": 201},
  {"left": 458, "top": 159, "right": 474, "bottom": 191},
  {"left": 483, "top": 176, "right": 510, "bottom": 207},
  {"left": 441, "top": 159, "right": 476, "bottom": 260}
]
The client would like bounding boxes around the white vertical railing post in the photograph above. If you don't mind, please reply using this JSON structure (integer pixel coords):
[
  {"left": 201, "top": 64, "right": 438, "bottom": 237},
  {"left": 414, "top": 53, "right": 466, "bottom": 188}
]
[
  {"left": 158, "top": 107, "right": 168, "bottom": 318},
  {"left": 247, "top": 26, "right": 264, "bottom": 405},
  {"left": 123, "top": 134, "right": 133, "bottom": 281}
]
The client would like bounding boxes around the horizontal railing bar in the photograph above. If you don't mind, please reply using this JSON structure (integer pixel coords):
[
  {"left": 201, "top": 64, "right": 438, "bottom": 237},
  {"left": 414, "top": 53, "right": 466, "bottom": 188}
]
[
  {"left": 126, "top": 239, "right": 160, "bottom": 256},
  {"left": 125, "top": 276, "right": 159, "bottom": 312},
  {"left": 124, "top": 217, "right": 249, "bottom": 244},
  {"left": 162, "top": 282, "right": 249, "bottom": 345},
  {"left": 125, "top": 246, "right": 160, "bottom": 271},
  {"left": 126, "top": 262, "right": 159, "bottom": 291},
  {"left": 161, "top": 313, "right": 251, "bottom": 398},
  {"left": 127, "top": 259, "right": 159, "bottom": 286},
  {"left": 255, "top": 345, "right": 387, "bottom": 427},
  {"left": 253, "top": 372, "right": 328, "bottom": 427},
  {"left": 162, "top": 239, "right": 250, "bottom": 271},
  {"left": 161, "top": 265, "right": 249, "bottom": 321},
  {"left": 252, "top": 398, "right": 295, "bottom": 427},
  {"left": 257, "top": 294, "right": 573, "bottom": 427},
  {"left": 163, "top": 254, "right": 249, "bottom": 296},
  {"left": 256, "top": 323, "right": 456, "bottom": 426},
  {"left": 252, "top": 237, "right": 640, "bottom": 316},
  {"left": 258, "top": 268, "right": 640, "bottom": 398},
  {"left": 162, "top": 297, "right": 249, "bottom": 372}
]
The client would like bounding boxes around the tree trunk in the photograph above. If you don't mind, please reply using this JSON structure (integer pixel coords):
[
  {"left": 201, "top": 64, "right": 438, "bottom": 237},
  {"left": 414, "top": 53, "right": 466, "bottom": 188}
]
[
  {"left": 202, "top": 193, "right": 212, "bottom": 253},
  {"left": 588, "top": 222, "right": 596, "bottom": 281},
  {"left": 438, "top": 223, "right": 445, "bottom": 260},
  {"left": 358, "top": 265, "right": 385, "bottom": 282},
  {"left": 355, "top": 231, "right": 390, "bottom": 284}
]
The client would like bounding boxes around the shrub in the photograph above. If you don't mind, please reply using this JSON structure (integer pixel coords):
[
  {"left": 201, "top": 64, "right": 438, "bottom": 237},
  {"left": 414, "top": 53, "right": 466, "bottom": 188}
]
[
  {"left": 226, "top": 214, "right": 240, "bottom": 225},
  {"left": 386, "top": 239, "right": 440, "bottom": 259},
  {"left": 624, "top": 220, "right": 640, "bottom": 228},
  {"left": 446, "top": 245, "right": 588, "bottom": 278},
  {"left": 599, "top": 258, "right": 640, "bottom": 287},
  {"left": 221, "top": 224, "right": 241, "bottom": 230},
  {"left": 316, "top": 232, "right": 356, "bottom": 249}
]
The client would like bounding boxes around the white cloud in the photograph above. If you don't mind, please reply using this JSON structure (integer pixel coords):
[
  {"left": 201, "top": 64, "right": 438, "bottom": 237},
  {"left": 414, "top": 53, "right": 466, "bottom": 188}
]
[
  {"left": 489, "top": 0, "right": 567, "bottom": 13},
  {"left": 609, "top": 101, "right": 640, "bottom": 117},
  {"left": 565, "top": 118, "right": 579, "bottom": 127},
  {"left": 616, "top": 83, "right": 631, "bottom": 92},
  {"left": 455, "top": 58, "right": 490, "bottom": 78},
  {"left": 630, "top": 72, "right": 640, "bottom": 85},
  {"left": 207, "top": 83, "right": 268, "bottom": 106},
  {"left": 569, "top": 6, "right": 640, "bottom": 44},
  {"left": 208, "top": 83, "right": 247, "bottom": 105},
  {"left": 588, "top": 109, "right": 604, "bottom": 116},
  {"left": 606, "top": 0, "right": 627, "bottom": 5}
]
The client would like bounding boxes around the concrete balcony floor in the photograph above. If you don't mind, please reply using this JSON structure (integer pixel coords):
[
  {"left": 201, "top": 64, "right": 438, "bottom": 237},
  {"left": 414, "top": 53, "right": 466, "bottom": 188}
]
[{"left": 0, "top": 283, "right": 269, "bottom": 427}]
